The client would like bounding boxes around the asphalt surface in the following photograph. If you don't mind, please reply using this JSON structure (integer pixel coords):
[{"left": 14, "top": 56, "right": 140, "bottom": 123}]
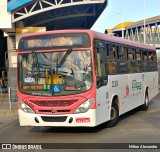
[{"left": 0, "top": 94, "right": 160, "bottom": 152}]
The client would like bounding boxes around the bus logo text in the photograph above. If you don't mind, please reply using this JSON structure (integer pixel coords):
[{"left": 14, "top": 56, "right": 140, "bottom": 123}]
[{"left": 132, "top": 80, "right": 142, "bottom": 91}]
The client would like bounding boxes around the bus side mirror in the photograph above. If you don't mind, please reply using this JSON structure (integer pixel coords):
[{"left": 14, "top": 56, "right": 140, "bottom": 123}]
[{"left": 103, "top": 79, "right": 108, "bottom": 85}]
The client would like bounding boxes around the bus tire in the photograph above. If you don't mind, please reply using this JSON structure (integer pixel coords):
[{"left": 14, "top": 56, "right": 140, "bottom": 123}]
[
  {"left": 107, "top": 102, "right": 119, "bottom": 127},
  {"left": 141, "top": 93, "right": 149, "bottom": 111}
]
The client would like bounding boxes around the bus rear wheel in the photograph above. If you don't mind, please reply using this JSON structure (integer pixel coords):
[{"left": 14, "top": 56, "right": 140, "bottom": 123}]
[
  {"left": 107, "top": 102, "right": 119, "bottom": 127},
  {"left": 141, "top": 93, "right": 149, "bottom": 111}
]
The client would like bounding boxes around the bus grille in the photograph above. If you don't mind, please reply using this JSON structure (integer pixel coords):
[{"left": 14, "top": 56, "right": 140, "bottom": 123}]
[
  {"left": 41, "top": 116, "right": 67, "bottom": 122},
  {"left": 30, "top": 99, "right": 78, "bottom": 107}
]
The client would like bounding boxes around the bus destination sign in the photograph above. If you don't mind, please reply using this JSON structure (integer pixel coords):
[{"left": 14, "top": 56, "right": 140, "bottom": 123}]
[{"left": 19, "top": 33, "right": 90, "bottom": 50}]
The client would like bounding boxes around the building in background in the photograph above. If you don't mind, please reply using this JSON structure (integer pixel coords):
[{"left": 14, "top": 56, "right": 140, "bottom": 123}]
[{"left": 105, "top": 15, "right": 160, "bottom": 50}]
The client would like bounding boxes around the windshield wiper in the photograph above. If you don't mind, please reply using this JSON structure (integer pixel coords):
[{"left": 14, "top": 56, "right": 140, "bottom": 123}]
[
  {"left": 31, "top": 50, "right": 40, "bottom": 83},
  {"left": 57, "top": 48, "right": 72, "bottom": 69}
]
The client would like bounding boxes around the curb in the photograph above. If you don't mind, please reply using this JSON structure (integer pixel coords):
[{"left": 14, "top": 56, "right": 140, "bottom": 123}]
[{"left": 0, "top": 110, "right": 18, "bottom": 117}]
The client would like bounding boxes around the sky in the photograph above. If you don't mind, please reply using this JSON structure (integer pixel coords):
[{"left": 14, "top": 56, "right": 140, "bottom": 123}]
[{"left": 91, "top": 0, "right": 160, "bottom": 33}]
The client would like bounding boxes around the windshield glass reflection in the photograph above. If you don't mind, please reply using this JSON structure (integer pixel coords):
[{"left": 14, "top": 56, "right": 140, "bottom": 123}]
[{"left": 18, "top": 50, "right": 92, "bottom": 96}]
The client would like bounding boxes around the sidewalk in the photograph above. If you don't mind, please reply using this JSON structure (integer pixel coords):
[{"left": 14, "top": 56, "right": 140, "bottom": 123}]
[
  {"left": 0, "top": 110, "right": 18, "bottom": 117},
  {"left": 0, "top": 93, "right": 18, "bottom": 118}
]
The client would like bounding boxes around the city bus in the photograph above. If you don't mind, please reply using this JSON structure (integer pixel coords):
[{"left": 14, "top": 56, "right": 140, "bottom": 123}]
[{"left": 17, "top": 29, "right": 158, "bottom": 127}]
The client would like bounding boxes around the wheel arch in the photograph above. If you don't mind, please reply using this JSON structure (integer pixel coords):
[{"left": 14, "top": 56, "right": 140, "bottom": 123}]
[
  {"left": 144, "top": 86, "right": 149, "bottom": 98},
  {"left": 107, "top": 94, "right": 120, "bottom": 127},
  {"left": 110, "top": 94, "right": 120, "bottom": 111}
]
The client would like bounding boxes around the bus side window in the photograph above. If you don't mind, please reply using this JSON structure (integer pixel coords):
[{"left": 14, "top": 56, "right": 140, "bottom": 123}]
[
  {"left": 136, "top": 49, "right": 141, "bottom": 61},
  {"left": 94, "top": 44, "right": 108, "bottom": 88},
  {"left": 148, "top": 51, "right": 154, "bottom": 61},
  {"left": 152, "top": 52, "right": 156, "bottom": 61},
  {"left": 128, "top": 48, "right": 136, "bottom": 73},
  {"left": 124, "top": 47, "right": 128, "bottom": 59},
  {"left": 112, "top": 45, "right": 117, "bottom": 59},
  {"left": 143, "top": 50, "right": 148, "bottom": 61},
  {"left": 136, "top": 49, "right": 142, "bottom": 72},
  {"left": 118, "top": 46, "right": 128, "bottom": 74},
  {"left": 107, "top": 44, "right": 117, "bottom": 74},
  {"left": 94, "top": 46, "right": 107, "bottom": 78},
  {"left": 99, "top": 47, "right": 107, "bottom": 77},
  {"left": 108, "top": 44, "right": 117, "bottom": 59},
  {"left": 118, "top": 46, "right": 125, "bottom": 59},
  {"left": 132, "top": 49, "right": 136, "bottom": 61},
  {"left": 153, "top": 52, "right": 158, "bottom": 71},
  {"left": 148, "top": 51, "right": 155, "bottom": 71},
  {"left": 142, "top": 50, "right": 148, "bottom": 72},
  {"left": 128, "top": 48, "right": 133, "bottom": 60},
  {"left": 152, "top": 52, "right": 157, "bottom": 61}
]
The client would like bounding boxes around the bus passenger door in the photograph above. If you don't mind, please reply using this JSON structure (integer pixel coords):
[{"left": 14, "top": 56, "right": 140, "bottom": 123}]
[{"left": 94, "top": 40, "right": 109, "bottom": 125}]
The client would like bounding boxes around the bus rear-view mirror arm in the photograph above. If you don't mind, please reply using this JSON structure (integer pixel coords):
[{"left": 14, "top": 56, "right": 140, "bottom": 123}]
[{"left": 97, "top": 77, "right": 108, "bottom": 89}]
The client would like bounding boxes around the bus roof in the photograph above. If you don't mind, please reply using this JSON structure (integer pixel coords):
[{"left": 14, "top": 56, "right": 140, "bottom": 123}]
[
  {"left": 90, "top": 30, "right": 155, "bottom": 51},
  {"left": 20, "top": 29, "right": 156, "bottom": 51}
]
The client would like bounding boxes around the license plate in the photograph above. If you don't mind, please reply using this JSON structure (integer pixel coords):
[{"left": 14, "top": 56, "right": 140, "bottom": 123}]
[{"left": 76, "top": 118, "right": 90, "bottom": 123}]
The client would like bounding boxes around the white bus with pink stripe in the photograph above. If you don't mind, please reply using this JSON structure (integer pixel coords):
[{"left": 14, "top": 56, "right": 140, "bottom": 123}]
[{"left": 17, "top": 30, "right": 158, "bottom": 127}]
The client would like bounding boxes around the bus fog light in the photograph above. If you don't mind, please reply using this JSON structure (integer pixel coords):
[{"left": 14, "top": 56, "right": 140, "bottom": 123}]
[
  {"left": 74, "top": 98, "right": 94, "bottom": 114},
  {"left": 18, "top": 100, "right": 35, "bottom": 114}
]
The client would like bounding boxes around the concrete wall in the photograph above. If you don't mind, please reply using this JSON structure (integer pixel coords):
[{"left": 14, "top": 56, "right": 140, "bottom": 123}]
[{"left": 7, "top": 36, "right": 16, "bottom": 88}]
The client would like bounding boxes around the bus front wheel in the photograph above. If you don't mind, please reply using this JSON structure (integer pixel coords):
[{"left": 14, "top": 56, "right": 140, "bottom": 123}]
[{"left": 107, "top": 102, "right": 119, "bottom": 127}]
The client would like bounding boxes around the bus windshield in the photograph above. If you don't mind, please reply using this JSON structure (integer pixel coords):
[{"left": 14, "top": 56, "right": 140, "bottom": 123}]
[{"left": 18, "top": 50, "right": 92, "bottom": 96}]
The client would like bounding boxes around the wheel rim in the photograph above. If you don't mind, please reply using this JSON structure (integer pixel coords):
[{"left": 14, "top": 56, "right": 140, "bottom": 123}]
[{"left": 110, "top": 107, "right": 116, "bottom": 120}]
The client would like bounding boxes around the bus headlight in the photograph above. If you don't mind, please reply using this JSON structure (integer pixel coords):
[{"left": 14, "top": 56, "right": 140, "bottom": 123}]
[
  {"left": 74, "top": 98, "right": 94, "bottom": 114},
  {"left": 18, "top": 100, "right": 35, "bottom": 114}
]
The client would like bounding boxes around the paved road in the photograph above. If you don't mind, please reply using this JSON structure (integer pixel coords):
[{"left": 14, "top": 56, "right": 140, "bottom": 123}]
[{"left": 0, "top": 94, "right": 160, "bottom": 152}]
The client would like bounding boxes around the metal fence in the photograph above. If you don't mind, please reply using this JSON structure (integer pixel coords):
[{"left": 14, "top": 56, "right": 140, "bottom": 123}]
[
  {"left": 0, "top": 87, "right": 17, "bottom": 110},
  {"left": 9, "top": 77, "right": 18, "bottom": 103},
  {"left": 9, "top": 87, "right": 17, "bottom": 102},
  {"left": 0, "top": 76, "right": 17, "bottom": 110}
]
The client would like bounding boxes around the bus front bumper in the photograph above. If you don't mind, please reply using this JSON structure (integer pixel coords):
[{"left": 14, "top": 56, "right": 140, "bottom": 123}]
[{"left": 18, "top": 109, "right": 97, "bottom": 127}]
